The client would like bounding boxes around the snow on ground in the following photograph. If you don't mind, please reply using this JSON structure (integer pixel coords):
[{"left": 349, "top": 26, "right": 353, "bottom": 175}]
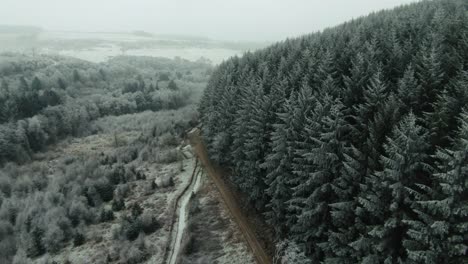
[
  {"left": 30, "top": 131, "right": 197, "bottom": 264},
  {"left": 179, "top": 175, "right": 256, "bottom": 264}
]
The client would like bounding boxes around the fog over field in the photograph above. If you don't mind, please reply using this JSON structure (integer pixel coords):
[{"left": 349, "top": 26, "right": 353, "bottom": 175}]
[
  {"left": 0, "top": 0, "right": 419, "bottom": 64},
  {"left": 1, "top": 0, "right": 419, "bottom": 41}
]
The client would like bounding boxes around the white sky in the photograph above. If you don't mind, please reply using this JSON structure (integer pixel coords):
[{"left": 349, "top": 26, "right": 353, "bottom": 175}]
[{"left": 1, "top": 0, "right": 420, "bottom": 41}]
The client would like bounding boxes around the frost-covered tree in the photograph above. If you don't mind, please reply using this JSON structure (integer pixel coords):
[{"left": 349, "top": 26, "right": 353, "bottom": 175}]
[
  {"left": 31, "top": 77, "right": 42, "bottom": 91},
  {"left": 358, "top": 113, "right": 432, "bottom": 262},
  {"left": 262, "top": 83, "right": 311, "bottom": 237},
  {"left": 275, "top": 240, "right": 311, "bottom": 264},
  {"left": 197, "top": 0, "right": 468, "bottom": 262},
  {"left": 291, "top": 96, "right": 348, "bottom": 260},
  {"left": 231, "top": 84, "right": 270, "bottom": 209},
  {"left": 404, "top": 111, "right": 468, "bottom": 263}
]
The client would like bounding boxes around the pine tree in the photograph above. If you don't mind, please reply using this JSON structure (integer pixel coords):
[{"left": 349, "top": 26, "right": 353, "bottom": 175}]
[
  {"left": 404, "top": 111, "right": 468, "bottom": 263},
  {"left": 425, "top": 71, "right": 468, "bottom": 148},
  {"left": 313, "top": 50, "right": 339, "bottom": 97},
  {"left": 167, "top": 79, "right": 178, "bottom": 90},
  {"left": 354, "top": 67, "right": 388, "bottom": 133},
  {"left": 326, "top": 145, "right": 365, "bottom": 263},
  {"left": 27, "top": 227, "right": 45, "bottom": 257},
  {"left": 397, "top": 64, "right": 422, "bottom": 114},
  {"left": 200, "top": 69, "right": 231, "bottom": 159},
  {"left": 343, "top": 53, "right": 371, "bottom": 108},
  {"left": 230, "top": 84, "right": 269, "bottom": 209},
  {"left": 416, "top": 39, "right": 445, "bottom": 113},
  {"left": 208, "top": 84, "right": 241, "bottom": 165},
  {"left": 291, "top": 96, "right": 348, "bottom": 261},
  {"left": 262, "top": 83, "right": 310, "bottom": 237},
  {"left": 19, "top": 77, "right": 28, "bottom": 91},
  {"left": 0, "top": 80, "right": 9, "bottom": 122},
  {"left": 195, "top": 2, "right": 468, "bottom": 262},
  {"left": 1, "top": 79, "right": 8, "bottom": 93},
  {"left": 31, "top": 77, "right": 42, "bottom": 91},
  {"left": 314, "top": 50, "right": 336, "bottom": 85},
  {"left": 73, "top": 69, "right": 81, "bottom": 83},
  {"left": 57, "top": 77, "right": 66, "bottom": 90},
  {"left": 386, "top": 29, "right": 405, "bottom": 82},
  {"left": 262, "top": 106, "right": 292, "bottom": 237},
  {"left": 358, "top": 113, "right": 432, "bottom": 263},
  {"left": 352, "top": 67, "right": 390, "bottom": 176}
]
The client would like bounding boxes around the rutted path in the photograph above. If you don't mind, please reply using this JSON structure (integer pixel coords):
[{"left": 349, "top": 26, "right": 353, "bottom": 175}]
[
  {"left": 165, "top": 158, "right": 202, "bottom": 264},
  {"left": 188, "top": 128, "right": 272, "bottom": 264}
]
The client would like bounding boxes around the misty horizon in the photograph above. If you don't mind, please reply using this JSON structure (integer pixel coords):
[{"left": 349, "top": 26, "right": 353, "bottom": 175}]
[{"left": 1, "top": 0, "right": 419, "bottom": 42}]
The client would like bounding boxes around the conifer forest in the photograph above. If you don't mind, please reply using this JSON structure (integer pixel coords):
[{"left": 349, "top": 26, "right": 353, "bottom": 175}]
[
  {"left": 199, "top": 0, "right": 468, "bottom": 263},
  {"left": 1, "top": 0, "right": 467, "bottom": 263}
]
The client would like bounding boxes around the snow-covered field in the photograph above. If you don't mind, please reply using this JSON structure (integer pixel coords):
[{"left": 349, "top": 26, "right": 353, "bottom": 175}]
[
  {"left": 47, "top": 45, "right": 241, "bottom": 64},
  {"left": 1, "top": 30, "right": 250, "bottom": 64}
]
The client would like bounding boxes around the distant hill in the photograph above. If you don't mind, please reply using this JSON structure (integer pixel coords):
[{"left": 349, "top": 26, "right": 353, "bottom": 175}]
[
  {"left": 131, "top": 30, "right": 155, "bottom": 38},
  {"left": 0, "top": 25, "right": 43, "bottom": 34}
]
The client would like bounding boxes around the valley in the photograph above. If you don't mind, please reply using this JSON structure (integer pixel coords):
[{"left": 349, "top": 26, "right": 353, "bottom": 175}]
[{"left": 1, "top": 1, "right": 467, "bottom": 263}]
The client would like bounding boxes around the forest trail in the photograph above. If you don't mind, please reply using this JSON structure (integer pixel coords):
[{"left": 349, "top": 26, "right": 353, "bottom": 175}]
[
  {"left": 188, "top": 128, "right": 272, "bottom": 264},
  {"left": 166, "top": 158, "right": 202, "bottom": 264}
]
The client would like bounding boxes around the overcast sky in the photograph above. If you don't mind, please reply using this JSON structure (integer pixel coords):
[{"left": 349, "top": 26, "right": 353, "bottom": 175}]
[{"left": 1, "top": 0, "right": 420, "bottom": 41}]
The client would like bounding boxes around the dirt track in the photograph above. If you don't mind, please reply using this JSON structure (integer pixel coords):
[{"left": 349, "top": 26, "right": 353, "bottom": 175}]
[
  {"left": 188, "top": 128, "right": 272, "bottom": 264},
  {"left": 163, "top": 159, "right": 200, "bottom": 264}
]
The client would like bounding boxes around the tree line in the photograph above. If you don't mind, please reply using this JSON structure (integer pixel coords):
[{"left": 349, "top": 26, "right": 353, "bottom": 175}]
[
  {"left": 0, "top": 110, "right": 193, "bottom": 263},
  {"left": 199, "top": 0, "right": 467, "bottom": 263},
  {"left": 0, "top": 53, "right": 207, "bottom": 263},
  {"left": 0, "top": 54, "right": 211, "bottom": 164}
]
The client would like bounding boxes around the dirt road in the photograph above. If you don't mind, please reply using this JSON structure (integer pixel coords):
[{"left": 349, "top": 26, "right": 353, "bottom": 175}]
[
  {"left": 164, "top": 159, "right": 201, "bottom": 264},
  {"left": 188, "top": 128, "right": 272, "bottom": 264}
]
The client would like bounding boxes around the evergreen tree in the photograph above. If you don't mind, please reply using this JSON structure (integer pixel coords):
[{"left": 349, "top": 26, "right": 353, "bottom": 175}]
[
  {"left": 404, "top": 111, "right": 468, "bottom": 264},
  {"left": 19, "top": 77, "right": 28, "bottom": 91},
  {"left": 291, "top": 96, "right": 348, "bottom": 261},
  {"left": 230, "top": 84, "right": 269, "bottom": 209},
  {"left": 57, "top": 78, "right": 67, "bottom": 90},
  {"left": 73, "top": 69, "right": 81, "bottom": 83},
  {"left": 386, "top": 29, "right": 405, "bottom": 82},
  {"left": 27, "top": 227, "right": 45, "bottom": 257},
  {"left": 196, "top": 1, "right": 468, "bottom": 262},
  {"left": 262, "top": 83, "right": 310, "bottom": 237},
  {"left": 31, "top": 77, "right": 42, "bottom": 91},
  {"left": 343, "top": 53, "right": 371, "bottom": 108},
  {"left": 352, "top": 67, "right": 390, "bottom": 177},
  {"left": 207, "top": 84, "right": 239, "bottom": 165},
  {"left": 0, "top": 79, "right": 9, "bottom": 94},
  {"left": 358, "top": 113, "right": 432, "bottom": 262},
  {"left": 397, "top": 64, "right": 421, "bottom": 114},
  {"left": 425, "top": 71, "right": 468, "bottom": 148},
  {"left": 167, "top": 79, "right": 178, "bottom": 90},
  {"left": 313, "top": 50, "right": 340, "bottom": 96},
  {"left": 416, "top": 39, "right": 445, "bottom": 113}
]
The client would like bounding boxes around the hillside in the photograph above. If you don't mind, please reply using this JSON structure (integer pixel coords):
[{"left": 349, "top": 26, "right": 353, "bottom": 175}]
[
  {"left": 0, "top": 53, "right": 211, "bottom": 164},
  {"left": 0, "top": 53, "right": 213, "bottom": 263},
  {"left": 198, "top": 0, "right": 468, "bottom": 263}
]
